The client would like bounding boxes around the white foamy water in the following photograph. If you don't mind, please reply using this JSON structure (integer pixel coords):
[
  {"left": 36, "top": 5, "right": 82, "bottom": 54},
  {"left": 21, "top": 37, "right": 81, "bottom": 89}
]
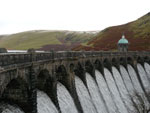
[
  {"left": 95, "top": 70, "right": 118, "bottom": 113},
  {"left": 137, "top": 63, "right": 150, "bottom": 93},
  {"left": 127, "top": 64, "right": 145, "bottom": 94},
  {"left": 37, "top": 90, "right": 58, "bottom": 113},
  {"left": 57, "top": 82, "right": 78, "bottom": 113},
  {"left": 75, "top": 76, "right": 96, "bottom": 113},
  {"left": 104, "top": 68, "right": 128, "bottom": 113},
  {"left": 86, "top": 73, "right": 108, "bottom": 113},
  {"left": 120, "top": 65, "right": 141, "bottom": 112},
  {"left": 144, "top": 63, "right": 150, "bottom": 80},
  {"left": 120, "top": 65, "right": 135, "bottom": 95},
  {"left": 127, "top": 64, "right": 149, "bottom": 108},
  {"left": 0, "top": 103, "right": 24, "bottom": 113},
  {"left": 1, "top": 63, "right": 150, "bottom": 113},
  {"left": 112, "top": 67, "right": 135, "bottom": 113}
]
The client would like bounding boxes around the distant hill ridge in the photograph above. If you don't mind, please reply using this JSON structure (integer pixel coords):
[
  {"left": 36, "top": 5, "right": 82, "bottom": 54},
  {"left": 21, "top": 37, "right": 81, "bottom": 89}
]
[
  {"left": 0, "top": 12, "right": 150, "bottom": 51},
  {"left": 73, "top": 12, "right": 150, "bottom": 51},
  {"left": 0, "top": 30, "right": 97, "bottom": 51}
]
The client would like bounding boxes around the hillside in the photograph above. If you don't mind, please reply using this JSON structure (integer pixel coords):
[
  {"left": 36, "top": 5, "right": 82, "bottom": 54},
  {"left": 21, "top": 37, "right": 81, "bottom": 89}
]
[
  {"left": 73, "top": 12, "right": 150, "bottom": 51},
  {"left": 0, "top": 30, "right": 97, "bottom": 51}
]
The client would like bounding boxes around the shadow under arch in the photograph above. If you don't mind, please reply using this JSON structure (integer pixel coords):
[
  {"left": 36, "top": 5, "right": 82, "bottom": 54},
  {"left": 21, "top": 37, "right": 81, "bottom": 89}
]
[
  {"left": 94, "top": 59, "right": 104, "bottom": 76},
  {"left": 137, "top": 56, "right": 144, "bottom": 67},
  {"left": 74, "top": 62, "right": 87, "bottom": 87},
  {"left": 56, "top": 63, "right": 84, "bottom": 113},
  {"left": 37, "top": 69, "right": 51, "bottom": 90},
  {"left": 36, "top": 69, "right": 60, "bottom": 112},
  {"left": 120, "top": 57, "right": 127, "bottom": 69},
  {"left": 1, "top": 77, "right": 29, "bottom": 113},
  {"left": 85, "top": 60, "right": 95, "bottom": 78},
  {"left": 56, "top": 65, "right": 69, "bottom": 88},
  {"left": 55, "top": 65, "right": 75, "bottom": 102},
  {"left": 127, "top": 57, "right": 134, "bottom": 67},
  {"left": 111, "top": 58, "right": 120, "bottom": 71},
  {"left": 144, "top": 56, "right": 150, "bottom": 65},
  {"left": 103, "top": 58, "right": 112, "bottom": 73}
]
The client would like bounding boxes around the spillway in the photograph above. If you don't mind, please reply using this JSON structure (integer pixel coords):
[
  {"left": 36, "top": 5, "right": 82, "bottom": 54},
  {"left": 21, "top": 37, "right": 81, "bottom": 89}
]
[
  {"left": 144, "top": 63, "right": 150, "bottom": 80},
  {"left": 95, "top": 70, "right": 118, "bottom": 113},
  {"left": 37, "top": 90, "right": 58, "bottom": 113},
  {"left": 0, "top": 62, "right": 150, "bottom": 113},
  {"left": 0, "top": 103, "right": 24, "bottom": 113},
  {"left": 57, "top": 82, "right": 78, "bottom": 113},
  {"left": 112, "top": 66, "right": 135, "bottom": 113},
  {"left": 75, "top": 76, "right": 96, "bottom": 113},
  {"left": 86, "top": 72, "right": 108, "bottom": 113},
  {"left": 104, "top": 68, "right": 129, "bottom": 113},
  {"left": 128, "top": 64, "right": 150, "bottom": 111},
  {"left": 137, "top": 63, "right": 150, "bottom": 93}
]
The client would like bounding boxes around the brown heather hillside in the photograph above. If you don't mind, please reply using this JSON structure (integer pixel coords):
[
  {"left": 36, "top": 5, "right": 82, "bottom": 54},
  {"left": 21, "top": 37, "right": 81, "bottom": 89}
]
[{"left": 73, "top": 12, "right": 150, "bottom": 51}]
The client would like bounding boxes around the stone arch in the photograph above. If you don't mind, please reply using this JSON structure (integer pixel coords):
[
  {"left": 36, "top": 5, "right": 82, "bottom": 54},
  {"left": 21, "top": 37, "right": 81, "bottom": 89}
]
[
  {"left": 126, "top": 57, "right": 135, "bottom": 73},
  {"left": 56, "top": 65, "right": 68, "bottom": 80},
  {"left": 111, "top": 58, "right": 120, "bottom": 70},
  {"left": 55, "top": 65, "right": 70, "bottom": 92},
  {"left": 103, "top": 58, "right": 112, "bottom": 73},
  {"left": 68, "top": 62, "right": 83, "bottom": 113},
  {"left": 144, "top": 56, "right": 150, "bottom": 64},
  {"left": 74, "top": 62, "right": 87, "bottom": 86},
  {"left": 119, "top": 57, "right": 127, "bottom": 69},
  {"left": 85, "top": 60, "right": 94, "bottom": 77},
  {"left": 94, "top": 59, "right": 104, "bottom": 75},
  {"left": 120, "top": 57, "right": 126, "bottom": 65},
  {"left": 127, "top": 57, "right": 133, "bottom": 66},
  {"left": 38, "top": 69, "right": 60, "bottom": 112},
  {"left": 37, "top": 69, "right": 51, "bottom": 90},
  {"left": 69, "top": 63, "right": 75, "bottom": 73},
  {"left": 137, "top": 56, "right": 144, "bottom": 66},
  {"left": 1, "top": 77, "right": 29, "bottom": 112}
]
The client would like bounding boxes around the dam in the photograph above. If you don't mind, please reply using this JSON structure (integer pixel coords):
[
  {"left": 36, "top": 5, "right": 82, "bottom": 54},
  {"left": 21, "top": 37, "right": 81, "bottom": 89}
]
[{"left": 0, "top": 50, "right": 150, "bottom": 113}]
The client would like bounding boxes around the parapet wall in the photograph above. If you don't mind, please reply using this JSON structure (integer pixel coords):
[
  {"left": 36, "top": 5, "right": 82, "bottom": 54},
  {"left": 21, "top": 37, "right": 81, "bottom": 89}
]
[{"left": 0, "top": 51, "right": 150, "bottom": 113}]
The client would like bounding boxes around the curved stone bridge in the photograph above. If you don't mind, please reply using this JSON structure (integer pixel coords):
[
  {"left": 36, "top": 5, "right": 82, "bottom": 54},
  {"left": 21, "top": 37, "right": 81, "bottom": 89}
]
[{"left": 0, "top": 51, "right": 150, "bottom": 113}]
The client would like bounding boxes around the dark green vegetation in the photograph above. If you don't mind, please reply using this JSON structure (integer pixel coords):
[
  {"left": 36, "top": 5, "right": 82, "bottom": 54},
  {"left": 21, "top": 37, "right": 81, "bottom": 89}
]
[
  {"left": 0, "top": 30, "right": 97, "bottom": 50},
  {"left": 74, "top": 12, "right": 150, "bottom": 51}
]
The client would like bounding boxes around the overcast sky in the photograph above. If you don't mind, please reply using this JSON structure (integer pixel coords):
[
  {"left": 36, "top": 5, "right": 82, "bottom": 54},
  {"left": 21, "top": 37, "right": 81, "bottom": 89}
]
[{"left": 0, "top": 0, "right": 149, "bottom": 34}]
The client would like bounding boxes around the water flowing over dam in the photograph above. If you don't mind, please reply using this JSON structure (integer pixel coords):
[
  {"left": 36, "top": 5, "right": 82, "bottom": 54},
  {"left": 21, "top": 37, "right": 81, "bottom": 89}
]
[
  {"left": 1, "top": 63, "right": 150, "bottom": 113},
  {"left": 0, "top": 51, "right": 150, "bottom": 113}
]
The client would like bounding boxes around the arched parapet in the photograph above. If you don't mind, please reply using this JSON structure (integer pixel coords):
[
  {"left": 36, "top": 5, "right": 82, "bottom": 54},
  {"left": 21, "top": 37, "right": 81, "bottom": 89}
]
[
  {"left": 74, "top": 62, "right": 87, "bottom": 87},
  {"left": 120, "top": 57, "right": 127, "bottom": 69},
  {"left": 94, "top": 59, "right": 104, "bottom": 75},
  {"left": 103, "top": 58, "right": 112, "bottom": 74},
  {"left": 0, "top": 68, "right": 29, "bottom": 98},
  {"left": 111, "top": 58, "right": 120, "bottom": 71},
  {"left": 69, "top": 63, "right": 83, "bottom": 113},
  {"left": 127, "top": 57, "right": 134, "bottom": 67},
  {"left": 143, "top": 56, "right": 150, "bottom": 65},
  {"left": 36, "top": 69, "right": 60, "bottom": 112},
  {"left": 37, "top": 69, "right": 52, "bottom": 90},
  {"left": 55, "top": 64, "right": 83, "bottom": 113},
  {"left": 137, "top": 56, "right": 144, "bottom": 67},
  {"left": 0, "top": 66, "right": 37, "bottom": 113},
  {"left": 85, "top": 60, "right": 96, "bottom": 79},
  {"left": 56, "top": 65, "right": 69, "bottom": 88},
  {"left": 1, "top": 77, "right": 30, "bottom": 113},
  {"left": 144, "top": 56, "right": 150, "bottom": 65}
]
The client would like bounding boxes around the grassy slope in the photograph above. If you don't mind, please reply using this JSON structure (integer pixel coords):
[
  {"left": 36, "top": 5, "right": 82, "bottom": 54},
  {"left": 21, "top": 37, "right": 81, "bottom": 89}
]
[
  {"left": 0, "top": 30, "right": 96, "bottom": 50},
  {"left": 74, "top": 12, "right": 150, "bottom": 51}
]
